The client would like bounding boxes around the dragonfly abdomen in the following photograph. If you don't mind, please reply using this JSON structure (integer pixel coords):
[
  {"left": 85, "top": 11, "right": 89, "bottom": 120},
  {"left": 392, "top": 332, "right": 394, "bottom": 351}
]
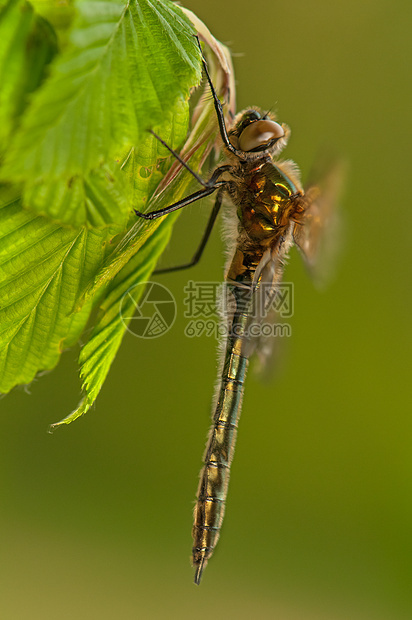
[
  {"left": 192, "top": 280, "right": 253, "bottom": 584},
  {"left": 192, "top": 350, "right": 248, "bottom": 584}
]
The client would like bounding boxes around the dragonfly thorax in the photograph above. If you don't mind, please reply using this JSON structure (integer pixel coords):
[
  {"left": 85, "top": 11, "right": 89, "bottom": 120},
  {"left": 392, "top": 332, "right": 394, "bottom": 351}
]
[{"left": 228, "top": 160, "right": 300, "bottom": 245}]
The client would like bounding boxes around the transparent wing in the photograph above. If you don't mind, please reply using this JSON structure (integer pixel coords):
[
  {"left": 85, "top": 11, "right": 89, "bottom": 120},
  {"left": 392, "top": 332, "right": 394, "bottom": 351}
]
[
  {"left": 293, "top": 154, "right": 346, "bottom": 286},
  {"left": 238, "top": 231, "right": 293, "bottom": 361},
  {"left": 252, "top": 303, "right": 290, "bottom": 381}
]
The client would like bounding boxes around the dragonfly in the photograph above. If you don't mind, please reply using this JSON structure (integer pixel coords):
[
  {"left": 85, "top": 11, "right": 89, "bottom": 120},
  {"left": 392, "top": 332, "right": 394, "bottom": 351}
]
[{"left": 135, "top": 39, "right": 341, "bottom": 585}]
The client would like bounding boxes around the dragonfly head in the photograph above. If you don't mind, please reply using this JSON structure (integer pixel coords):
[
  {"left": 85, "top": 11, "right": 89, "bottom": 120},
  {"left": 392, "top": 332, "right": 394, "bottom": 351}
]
[{"left": 228, "top": 109, "right": 289, "bottom": 156}]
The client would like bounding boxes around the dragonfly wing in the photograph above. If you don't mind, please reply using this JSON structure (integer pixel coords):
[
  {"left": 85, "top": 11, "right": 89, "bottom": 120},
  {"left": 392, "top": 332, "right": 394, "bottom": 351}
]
[
  {"left": 240, "top": 230, "right": 293, "bottom": 360},
  {"left": 252, "top": 303, "right": 289, "bottom": 381},
  {"left": 292, "top": 155, "right": 346, "bottom": 286}
]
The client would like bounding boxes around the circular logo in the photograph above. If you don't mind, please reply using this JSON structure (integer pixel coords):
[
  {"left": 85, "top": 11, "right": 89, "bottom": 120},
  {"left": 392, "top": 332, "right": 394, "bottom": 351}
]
[{"left": 120, "top": 281, "right": 176, "bottom": 338}]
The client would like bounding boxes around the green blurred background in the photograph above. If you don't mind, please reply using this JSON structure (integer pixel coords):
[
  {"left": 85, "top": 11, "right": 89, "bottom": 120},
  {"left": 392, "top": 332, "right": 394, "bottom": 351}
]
[{"left": 2, "top": 0, "right": 411, "bottom": 617}]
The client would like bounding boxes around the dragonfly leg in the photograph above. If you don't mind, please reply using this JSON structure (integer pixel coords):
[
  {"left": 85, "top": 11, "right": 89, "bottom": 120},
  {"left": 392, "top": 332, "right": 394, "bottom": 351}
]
[
  {"left": 135, "top": 186, "right": 218, "bottom": 220},
  {"left": 154, "top": 191, "right": 223, "bottom": 274},
  {"left": 149, "top": 129, "right": 207, "bottom": 187},
  {"left": 195, "top": 36, "right": 239, "bottom": 157},
  {"left": 135, "top": 165, "right": 230, "bottom": 220}
]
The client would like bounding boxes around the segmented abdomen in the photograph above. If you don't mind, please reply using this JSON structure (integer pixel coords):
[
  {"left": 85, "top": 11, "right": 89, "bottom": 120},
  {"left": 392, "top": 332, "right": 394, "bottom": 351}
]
[{"left": 192, "top": 278, "right": 253, "bottom": 584}]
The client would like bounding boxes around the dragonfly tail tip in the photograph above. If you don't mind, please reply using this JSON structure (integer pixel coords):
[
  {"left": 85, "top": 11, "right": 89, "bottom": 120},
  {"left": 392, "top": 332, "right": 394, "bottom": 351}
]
[{"left": 194, "top": 558, "right": 205, "bottom": 585}]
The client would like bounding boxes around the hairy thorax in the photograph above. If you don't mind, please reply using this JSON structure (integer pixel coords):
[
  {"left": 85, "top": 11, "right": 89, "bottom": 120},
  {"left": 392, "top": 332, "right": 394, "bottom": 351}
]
[{"left": 223, "top": 158, "right": 306, "bottom": 279}]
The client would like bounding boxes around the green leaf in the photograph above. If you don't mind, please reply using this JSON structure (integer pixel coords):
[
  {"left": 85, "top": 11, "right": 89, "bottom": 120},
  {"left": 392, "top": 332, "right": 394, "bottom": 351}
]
[
  {"left": 0, "top": 22, "right": 196, "bottom": 394},
  {"left": 1, "top": 0, "right": 202, "bottom": 227},
  {"left": 0, "top": 186, "right": 118, "bottom": 393},
  {"left": 75, "top": 65, "right": 230, "bottom": 307},
  {"left": 49, "top": 219, "right": 172, "bottom": 429},
  {"left": 0, "top": 8, "right": 236, "bottom": 424},
  {"left": 50, "top": 113, "right": 202, "bottom": 428},
  {"left": 23, "top": 159, "right": 133, "bottom": 228},
  {"left": 0, "top": 0, "right": 57, "bottom": 154},
  {"left": 50, "top": 35, "right": 237, "bottom": 428},
  {"left": 21, "top": 95, "right": 190, "bottom": 228}
]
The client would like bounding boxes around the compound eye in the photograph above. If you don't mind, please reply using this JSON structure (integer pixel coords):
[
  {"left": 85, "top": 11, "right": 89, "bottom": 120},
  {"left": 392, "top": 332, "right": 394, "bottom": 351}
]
[{"left": 238, "top": 119, "right": 284, "bottom": 152}]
